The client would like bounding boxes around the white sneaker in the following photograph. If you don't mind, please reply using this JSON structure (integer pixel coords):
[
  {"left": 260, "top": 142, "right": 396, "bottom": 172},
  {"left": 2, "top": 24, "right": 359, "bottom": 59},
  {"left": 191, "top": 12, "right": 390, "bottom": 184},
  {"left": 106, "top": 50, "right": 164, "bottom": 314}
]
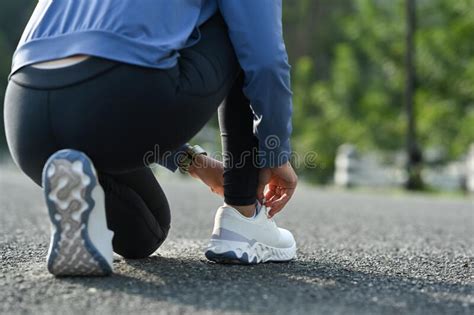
[
  {"left": 42, "top": 149, "right": 114, "bottom": 276},
  {"left": 205, "top": 204, "right": 297, "bottom": 264}
]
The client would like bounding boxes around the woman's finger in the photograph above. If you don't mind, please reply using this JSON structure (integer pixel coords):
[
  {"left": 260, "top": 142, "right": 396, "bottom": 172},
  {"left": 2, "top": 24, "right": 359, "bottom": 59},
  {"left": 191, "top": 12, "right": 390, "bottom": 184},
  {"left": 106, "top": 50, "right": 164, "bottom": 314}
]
[
  {"left": 265, "top": 194, "right": 278, "bottom": 206},
  {"left": 257, "top": 169, "right": 271, "bottom": 203},
  {"left": 263, "top": 195, "right": 274, "bottom": 207},
  {"left": 257, "top": 183, "right": 266, "bottom": 203},
  {"left": 264, "top": 184, "right": 277, "bottom": 199},
  {"left": 267, "top": 186, "right": 297, "bottom": 217},
  {"left": 264, "top": 190, "right": 275, "bottom": 202},
  {"left": 213, "top": 187, "right": 224, "bottom": 197},
  {"left": 267, "top": 193, "right": 290, "bottom": 217}
]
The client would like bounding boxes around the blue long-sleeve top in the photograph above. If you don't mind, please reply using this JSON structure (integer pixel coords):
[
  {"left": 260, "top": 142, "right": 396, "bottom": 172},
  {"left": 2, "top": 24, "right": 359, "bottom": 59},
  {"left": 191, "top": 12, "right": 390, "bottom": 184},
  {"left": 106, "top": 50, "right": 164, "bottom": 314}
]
[{"left": 12, "top": 0, "right": 293, "bottom": 170}]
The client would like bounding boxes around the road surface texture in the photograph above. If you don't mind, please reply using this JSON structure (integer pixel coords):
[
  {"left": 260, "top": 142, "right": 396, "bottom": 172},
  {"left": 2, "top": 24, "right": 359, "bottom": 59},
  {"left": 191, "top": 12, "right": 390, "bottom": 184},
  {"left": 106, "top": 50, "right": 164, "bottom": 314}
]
[{"left": 1, "top": 164, "right": 473, "bottom": 315}]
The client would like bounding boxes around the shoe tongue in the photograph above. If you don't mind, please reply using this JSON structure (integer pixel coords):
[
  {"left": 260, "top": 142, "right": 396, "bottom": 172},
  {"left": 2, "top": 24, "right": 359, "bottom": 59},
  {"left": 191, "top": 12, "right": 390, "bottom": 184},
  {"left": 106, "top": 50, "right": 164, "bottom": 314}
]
[
  {"left": 252, "top": 202, "right": 262, "bottom": 218},
  {"left": 255, "top": 202, "right": 261, "bottom": 215},
  {"left": 255, "top": 201, "right": 270, "bottom": 219}
]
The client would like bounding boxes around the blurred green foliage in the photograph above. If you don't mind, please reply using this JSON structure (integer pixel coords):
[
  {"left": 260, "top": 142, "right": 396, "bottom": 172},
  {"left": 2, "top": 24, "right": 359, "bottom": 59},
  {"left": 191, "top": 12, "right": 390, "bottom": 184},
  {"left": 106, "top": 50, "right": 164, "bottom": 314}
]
[
  {"left": 0, "top": 0, "right": 473, "bottom": 183},
  {"left": 284, "top": 0, "right": 474, "bottom": 182},
  {"left": 0, "top": 0, "right": 36, "bottom": 148}
]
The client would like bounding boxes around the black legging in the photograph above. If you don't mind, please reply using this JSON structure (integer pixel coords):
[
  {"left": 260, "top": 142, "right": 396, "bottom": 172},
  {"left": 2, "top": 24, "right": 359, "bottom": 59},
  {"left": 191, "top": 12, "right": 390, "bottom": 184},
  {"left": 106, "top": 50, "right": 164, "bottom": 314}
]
[{"left": 3, "top": 14, "right": 259, "bottom": 258}]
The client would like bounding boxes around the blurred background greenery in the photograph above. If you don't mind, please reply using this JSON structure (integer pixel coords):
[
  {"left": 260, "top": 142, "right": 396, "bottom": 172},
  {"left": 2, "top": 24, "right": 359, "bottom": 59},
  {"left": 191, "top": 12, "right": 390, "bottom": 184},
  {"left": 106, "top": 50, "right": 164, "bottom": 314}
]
[{"left": 1, "top": 0, "right": 473, "bottom": 186}]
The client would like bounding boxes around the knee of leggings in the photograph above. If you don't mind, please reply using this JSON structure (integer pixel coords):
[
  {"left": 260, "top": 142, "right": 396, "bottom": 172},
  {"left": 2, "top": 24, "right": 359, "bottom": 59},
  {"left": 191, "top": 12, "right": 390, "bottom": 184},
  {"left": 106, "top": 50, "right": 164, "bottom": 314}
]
[{"left": 112, "top": 225, "right": 169, "bottom": 259}]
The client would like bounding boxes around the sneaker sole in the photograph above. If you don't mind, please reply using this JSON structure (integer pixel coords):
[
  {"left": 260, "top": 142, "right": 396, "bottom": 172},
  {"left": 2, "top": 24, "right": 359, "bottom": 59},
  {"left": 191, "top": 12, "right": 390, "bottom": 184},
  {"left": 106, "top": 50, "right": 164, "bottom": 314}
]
[
  {"left": 43, "top": 149, "right": 112, "bottom": 276},
  {"left": 205, "top": 239, "right": 296, "bottom": 264}
]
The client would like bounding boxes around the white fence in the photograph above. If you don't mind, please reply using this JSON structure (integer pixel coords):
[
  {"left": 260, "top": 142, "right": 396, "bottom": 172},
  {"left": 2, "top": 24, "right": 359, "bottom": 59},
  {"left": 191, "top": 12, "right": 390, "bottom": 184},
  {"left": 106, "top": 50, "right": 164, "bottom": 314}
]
[
  {"left": 334, "top": 143, "right": 474, "bottom": 193},
  {"left": 467, "top": 144, "right": 474, "bottom": 193}
]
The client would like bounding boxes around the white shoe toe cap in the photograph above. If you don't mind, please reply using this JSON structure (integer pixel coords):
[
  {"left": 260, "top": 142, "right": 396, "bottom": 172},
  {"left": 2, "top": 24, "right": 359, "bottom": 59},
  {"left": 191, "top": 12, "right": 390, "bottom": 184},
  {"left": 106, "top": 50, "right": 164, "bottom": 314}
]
[{"left": 277, "top": 228, "right": 296, "bottom": 248}]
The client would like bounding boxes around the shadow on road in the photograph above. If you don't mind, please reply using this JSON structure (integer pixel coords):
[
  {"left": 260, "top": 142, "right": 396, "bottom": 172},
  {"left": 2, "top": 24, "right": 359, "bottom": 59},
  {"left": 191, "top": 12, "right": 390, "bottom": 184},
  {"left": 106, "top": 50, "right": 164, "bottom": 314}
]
[{"left": 59, "top": 255, "right": 473, "bottom": 314}]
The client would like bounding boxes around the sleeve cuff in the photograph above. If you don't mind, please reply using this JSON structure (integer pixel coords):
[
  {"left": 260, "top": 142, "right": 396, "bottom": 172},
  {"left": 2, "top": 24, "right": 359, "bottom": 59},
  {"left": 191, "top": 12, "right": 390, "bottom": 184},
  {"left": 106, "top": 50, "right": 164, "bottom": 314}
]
[{"left": 257, "top": 138, "right": 291, "bottom": 168}]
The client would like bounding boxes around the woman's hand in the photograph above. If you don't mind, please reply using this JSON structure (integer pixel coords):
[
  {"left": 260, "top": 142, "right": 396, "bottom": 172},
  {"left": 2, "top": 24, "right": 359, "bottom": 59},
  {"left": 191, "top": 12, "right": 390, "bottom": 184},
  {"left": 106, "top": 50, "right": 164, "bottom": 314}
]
[
  {"left": 257, "top": 162, "right": 298, "bottom": 218},
  {"left": 188, "top": 154, "right": 224, "bottom": 196}
]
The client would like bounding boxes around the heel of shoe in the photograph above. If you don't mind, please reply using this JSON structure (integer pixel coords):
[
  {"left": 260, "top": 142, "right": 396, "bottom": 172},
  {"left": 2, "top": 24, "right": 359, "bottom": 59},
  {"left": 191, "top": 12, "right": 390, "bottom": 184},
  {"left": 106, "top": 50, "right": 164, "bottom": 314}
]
[{"left": 43, "top": 149, "right": 112, "bottom": 276}]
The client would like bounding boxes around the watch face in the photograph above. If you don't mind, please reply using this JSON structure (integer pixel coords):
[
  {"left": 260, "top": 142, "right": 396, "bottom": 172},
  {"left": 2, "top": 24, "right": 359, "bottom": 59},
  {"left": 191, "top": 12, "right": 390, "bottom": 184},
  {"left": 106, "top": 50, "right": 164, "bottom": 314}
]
[
  {"left": 178, "top": 145, "right": 207, "bottom": 174},
  {"left": 189, "top": 145, "right": 207, "bottom": 157},
  {"left": 177, "top": 151, "right": 192, "bottom": 173}
]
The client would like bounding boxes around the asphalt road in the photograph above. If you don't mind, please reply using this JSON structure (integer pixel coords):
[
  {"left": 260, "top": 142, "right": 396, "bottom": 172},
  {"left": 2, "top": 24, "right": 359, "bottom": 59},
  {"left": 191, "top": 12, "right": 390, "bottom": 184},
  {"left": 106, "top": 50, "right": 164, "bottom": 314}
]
[{"left": 1, "top": 164, "right": 473, "bottom": 315}]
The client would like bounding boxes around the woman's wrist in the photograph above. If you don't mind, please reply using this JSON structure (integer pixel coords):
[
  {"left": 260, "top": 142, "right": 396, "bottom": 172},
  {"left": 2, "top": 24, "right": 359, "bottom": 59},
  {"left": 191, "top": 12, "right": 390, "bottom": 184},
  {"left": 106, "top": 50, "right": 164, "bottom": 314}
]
[
  {"left": 188, "top": 154, "right": 206, "bottom": 177},
  {"left": 188, "top": 154, "right": 225, "bottom": 196}
]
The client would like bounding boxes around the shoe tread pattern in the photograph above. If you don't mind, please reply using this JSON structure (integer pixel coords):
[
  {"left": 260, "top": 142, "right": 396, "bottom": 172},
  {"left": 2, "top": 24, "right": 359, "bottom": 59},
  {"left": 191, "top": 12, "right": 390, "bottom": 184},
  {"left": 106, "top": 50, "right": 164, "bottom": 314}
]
[{"left": 43, "top": 150, "right": 111, "bottom": 276}]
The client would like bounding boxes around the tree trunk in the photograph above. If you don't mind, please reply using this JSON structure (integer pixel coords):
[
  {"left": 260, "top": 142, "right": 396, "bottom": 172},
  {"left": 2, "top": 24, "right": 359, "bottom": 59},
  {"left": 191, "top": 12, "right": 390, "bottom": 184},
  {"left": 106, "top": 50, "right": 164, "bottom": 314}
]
[{"left": 404, "top": 0, "right": 424, "bottom": 190}]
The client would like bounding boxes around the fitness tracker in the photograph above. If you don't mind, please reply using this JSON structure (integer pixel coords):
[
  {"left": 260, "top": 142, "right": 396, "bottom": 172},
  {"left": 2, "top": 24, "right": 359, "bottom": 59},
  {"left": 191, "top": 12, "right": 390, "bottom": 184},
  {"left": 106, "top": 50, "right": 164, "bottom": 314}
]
[{"left": 178, "top": 144, "right": 207, "bottom": 174}]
